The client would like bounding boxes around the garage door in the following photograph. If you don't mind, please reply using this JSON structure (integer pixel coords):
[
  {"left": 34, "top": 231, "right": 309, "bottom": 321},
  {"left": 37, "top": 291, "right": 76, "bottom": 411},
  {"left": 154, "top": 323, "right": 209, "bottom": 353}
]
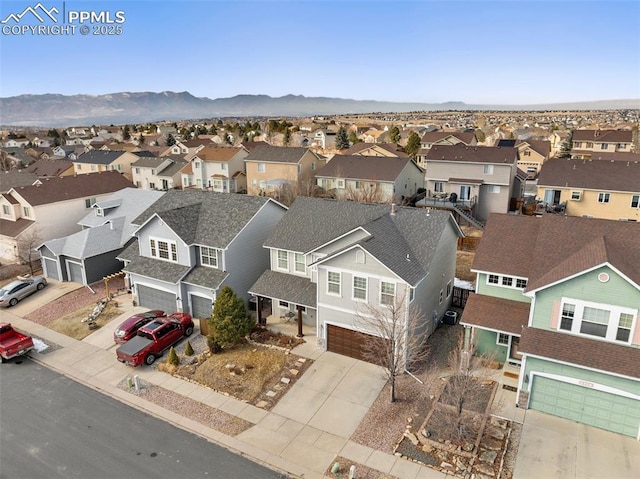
[
  {"left": 67, "top": 261, "right": 84, "bottom": 284},
  {"left": 530, "top": 376, "right": 640, "bottom": 437},
  {"left": 191, "top": 295, "right": 213, "bottom": 320},
  {"left": 326, "top": 324, "right": 384, "bottom": 363},
  {"left": 137, "top": 284, "right": 176, "bottom": 313},
  {"left": 43, "top": 257, "right": 59, "bottom": 281}
]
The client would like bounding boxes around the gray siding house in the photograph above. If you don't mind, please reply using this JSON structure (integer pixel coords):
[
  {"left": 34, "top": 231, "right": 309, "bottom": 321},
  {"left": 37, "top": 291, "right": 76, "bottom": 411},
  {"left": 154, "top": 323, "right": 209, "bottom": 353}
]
[
  {"left": 249, "top": 197, "right": 463, "bottom": 361},
  {"left": 117, "top": 190, "right": 287, "bottom": 320}
]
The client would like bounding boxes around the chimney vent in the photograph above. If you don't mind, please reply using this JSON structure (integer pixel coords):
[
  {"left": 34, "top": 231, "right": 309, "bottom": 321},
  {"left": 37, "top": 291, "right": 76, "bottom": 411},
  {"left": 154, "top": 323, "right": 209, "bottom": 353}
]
[{"left": 390, "top": 203, "right": 397, "bottom": 216}]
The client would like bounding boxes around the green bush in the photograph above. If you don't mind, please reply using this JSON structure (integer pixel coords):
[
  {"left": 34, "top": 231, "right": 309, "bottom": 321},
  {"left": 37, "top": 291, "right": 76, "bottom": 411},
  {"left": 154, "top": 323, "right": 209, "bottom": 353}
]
[
  {"left": 208, "top": 286, "right": 254, "bottom": 347},
  {"left": 167, "top": 346, "right": 179, "bottom": 366},
  {"left": 184, "top": 340, "right": 194, "bottom": 356}
]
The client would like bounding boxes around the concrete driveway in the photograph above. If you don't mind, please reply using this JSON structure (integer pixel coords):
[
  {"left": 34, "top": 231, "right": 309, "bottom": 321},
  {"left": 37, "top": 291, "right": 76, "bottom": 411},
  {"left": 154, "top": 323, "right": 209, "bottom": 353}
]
[
  {"left": 5, "top": 279, "right": 82, "bottom": 317},
  {"left": 514, "top": 409, "right": 640, "bottom": 479}
]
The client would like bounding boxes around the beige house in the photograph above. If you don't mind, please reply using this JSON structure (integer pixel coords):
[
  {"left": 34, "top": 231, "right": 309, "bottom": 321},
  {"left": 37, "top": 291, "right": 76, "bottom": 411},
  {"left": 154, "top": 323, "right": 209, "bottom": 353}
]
[
  {"left": 536, "top": 157, "right": 640, "bottom": 221},
  {"left": 182, "top": 146, "right": 248, "bottom": 193},
  {"left": 244, "top": 145, "right": 324, "bottom": 198},
  {"left": 73, "top": 150, "right": 139, "bottom": 180},
  {"left": 132, "top": 156, "right": 187, "bottom": 190},
  {"left": 416, "top": 131, "right": 477, "bottom": 170},
  {"left": 497, "top": 139, "right": 551, "bottom": 178},
  {"left": 342, "top": 143, "right": 409, "bottom": 157},
  {"left": 571, "top": 130, "right": 634, "bottom": 159}
]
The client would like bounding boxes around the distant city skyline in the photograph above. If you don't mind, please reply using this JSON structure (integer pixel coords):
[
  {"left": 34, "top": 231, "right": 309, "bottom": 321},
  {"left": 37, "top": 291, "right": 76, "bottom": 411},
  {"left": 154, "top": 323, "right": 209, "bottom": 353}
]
[{"left": 1, "top": 0, "right": 639, "bottom": 104}]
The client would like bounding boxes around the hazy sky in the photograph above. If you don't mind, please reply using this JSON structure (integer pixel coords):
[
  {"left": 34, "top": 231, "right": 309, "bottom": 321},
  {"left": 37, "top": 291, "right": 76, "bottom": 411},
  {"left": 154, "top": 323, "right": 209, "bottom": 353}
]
[{"left": 1, "top": 0, "right": 639, "bottom": 104}]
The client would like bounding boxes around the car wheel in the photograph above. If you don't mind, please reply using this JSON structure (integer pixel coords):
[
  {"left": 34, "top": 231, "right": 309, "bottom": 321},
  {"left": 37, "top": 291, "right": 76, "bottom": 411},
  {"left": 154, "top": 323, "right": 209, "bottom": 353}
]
[
  {"left": 37, "top": 283, "right": 45, "bottom": 290},
  {"left": 9, "top": 298, "right": 18, "bottom": 306},
  {"left": 144, "top": 354, "right": 156, "bottom": 366},
  {"left": 185, "top": 326, "right": 193, "bottom": 336},
  {"left": 1, "top": 355, "right": 6, "bottom": 363}
]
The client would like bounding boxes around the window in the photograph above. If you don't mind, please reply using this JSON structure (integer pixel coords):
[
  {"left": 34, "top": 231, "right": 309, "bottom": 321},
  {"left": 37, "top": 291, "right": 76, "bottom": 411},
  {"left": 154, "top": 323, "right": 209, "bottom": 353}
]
[
  {"left": 586, "top": 142, "right": 593, "bottom": 148},
  {"left": 136, "top": 181, "right": 142, "bottom": 187},
  {"left": 483, "top": 165, "right": 494, "bottom": 175},
  {"left": 617, "top": 313, "right": 633, "bottom": 342},
  {"left": 22, "top": 206, "right": 31, "bottom": 217},
  {"left": 600, "top": 143, "right": 608, "bottom": 150},
  {"left": 560, "top": 303, "right": 575, "bottom": 331},
  {"left": 516, "top": 278, "right": 528, "bottom": 289},
  {"left": 257, "top": 162, "right": 265, "bottom": 173},
  {"left": 150, "top": 239, "right": 177, "bottom": 262},
  {"left": 96, "top": 208, "right": 103, "bottom": 217},
  {"left": 598, "top": 192, "right": 610, "bottom": 203},
  {"left": 459, "top": 185, "right": 471, "bottom": 200},
  {"left": 194, "top": 161, "right": 200, "bottom": 169},
  {"left": 446, "top": 280, "right": 452, "bottom": 298},
  {"left": 409, "top": 287, "right": 415, "bottom": 302},
  {"left": 77, "top": 164, "right": 82, "bottom": 170},
  {"left": 434, "top": 181, "right": 444, "bottom": 193},
  {"left": 294, "top": 253, "right": 305, "bottom": 273},
  {"left": 252, "top": 179, "right": 257, "bottom": 186},
  {"left": 353, "top": 276, "right": 367, "bottom": 300},
  {"left": 631, "top": 195, "right": 640, "bottom": 208},
  {"left": 336, "top": 179, "right": 345, "bottom": 189},
  {"left": 135, "top": 168, "right": 140, "bottom": 174},
  {"left": 201, "top": 246, "right": 218, "bottom": 268},
  {"left": 571, "top": 191, "right": 582, "bottom": 201},
  {"left": 488, "top": 274, "right": 499, "bottom": 284},
  {"left": 85, "top": 197, "right": 96, "bottom": 208},
  {"left": 311, "top": 162, "right": 316, "bottom": 170},
  {"left": 149, "top": 183, "right": 156, "bottom": 189},
  {"left": 354, "top": 181, "right": 361, "bottom": 189},
  {"left": 279, "top": 300, "right": 289, "bottom": 308},
  {"left": 356, "top": 250, "right": 365, "bottom": 264},
  {"left": 502, "top": 277, "right": 513, "bottom": 287},
  {"left": 221, "top": 163, "right": 227, "bottom": 170},
  {"left": 497, "top": 333, "right": 509, "bottom": 346},
  {"left": 2, "top": 205, "right": 9, "bottom": 215},
  {"left": 574, "top": 141, "right": 582, "bottom": 148},
  {"left": 523, "top": 150, "right": 531, "bottom": 156},
  {"left": 487, "top": 185, "right": 501, "bottom": 194},
  {"left": 579, "top": 307, "right": 610, "bottom": 338},
  {"left": 327, "top": 272, "right": 341, "bottom": 295},
  {"left": 380, "top": 281, "right": 395, "bottom": 305},
  {"left": 277, "top": 250, "right": 288, "bottom": 270},
  {"left": 297, "top": 164, "right": 302, "bottom": 173},
  {"left": 213, "top": 179, "right": 223, "bottom": 190},
  {"left": 91, "top": 165, "right": 96, "bottom": 171},
  {"left": 439, "top": 289, "right": 444, "bottom": 304}
]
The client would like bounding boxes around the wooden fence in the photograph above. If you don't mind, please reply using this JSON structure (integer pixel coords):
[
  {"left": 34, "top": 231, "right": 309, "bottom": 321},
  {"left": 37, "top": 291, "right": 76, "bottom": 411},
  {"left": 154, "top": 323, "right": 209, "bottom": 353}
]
[
  {"left": 452, "top": 287, "right": 472, "bottom": 308},
  {"left": 457, "top": 236, "right": 481, "bottom": 252}
]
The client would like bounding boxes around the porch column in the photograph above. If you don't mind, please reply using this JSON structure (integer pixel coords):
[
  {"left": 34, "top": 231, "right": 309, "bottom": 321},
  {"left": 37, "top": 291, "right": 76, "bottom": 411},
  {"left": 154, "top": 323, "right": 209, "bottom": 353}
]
[
  {"left": 463, "top": 325, "right": 472, "bottom": 351},
  {"left": 256, "top": 296, "right": 264, "bottom": 325},
  {"left": 296, "top": 305, "right": 303, "bottom": 338}
]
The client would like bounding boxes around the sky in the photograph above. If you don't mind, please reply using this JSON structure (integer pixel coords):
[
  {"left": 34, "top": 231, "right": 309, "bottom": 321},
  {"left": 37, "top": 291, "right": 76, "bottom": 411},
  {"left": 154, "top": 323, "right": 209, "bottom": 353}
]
[{"left": 1, "top": 0, "right": 639, "bottom": 104}]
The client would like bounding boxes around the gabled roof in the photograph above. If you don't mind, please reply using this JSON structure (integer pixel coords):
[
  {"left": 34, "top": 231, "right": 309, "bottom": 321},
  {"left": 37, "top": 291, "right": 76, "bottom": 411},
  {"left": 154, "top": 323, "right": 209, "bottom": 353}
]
[
  {"left": 9, "top": 171, "right": 134, "bottom": 206},
  {"left": 314, "top": 154, "right": 416, "bottom": 182},
  {"left": 537, "top": 157, "right": 640, "bottom": 192},
  {"left": 583, "top": 152, "right": 640, "bottom": 162},
  {"left": 133, "top": 189, "right": 285, "bottom": 248},
  {"left": 264, "top": 197, "right": 460, "bottom": 286},
  {"left": 244, "top": 144, "right": 315, "bottom": 164},
  {"left": 131, "top": 156, "right": 167, "bottom": 168},
  {"left": 426, "top": 144, "right": 518, "bottom": 164},
  {"left": 24, "top": 158, "right": 74, "bottom": 177},
  {"left": 472, "top": 214, "right": 640, "bottom": 292},
  {"left": 74, "top": 150, "right": 129, "bottom": 165},
  {"left": 460, "top": 294, "right": 530, "bottom": 335},
  {"left": 0, "top": 217, "right": 35, "bottom": 238},
  {"left": 421, "top": 131, "right": 475, "bottom": 144},
  {"left": 0, "top": 170, "right": 39, "bottom": 192},
  {"left": 195, "top": 146, "right": 245, "bottom": 162},
  {"left": 572, "top": 129, "right": 633, "bottom": 143},
  {"left": 342, "top": 143, "right": 409, "bottom": 157},
  {"left": 249, "top": 270, "right": 317, "bottom": 308},
  {"left": 517, "top": 139, "right": 550, "bottom": 158}
]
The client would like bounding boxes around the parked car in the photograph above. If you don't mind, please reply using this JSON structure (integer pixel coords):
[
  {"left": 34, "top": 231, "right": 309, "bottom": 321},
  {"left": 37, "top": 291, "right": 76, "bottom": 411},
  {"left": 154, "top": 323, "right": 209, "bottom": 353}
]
[
  {"left": 115, "top": 313, "right": 194, "bottom": 367},
  {"left": 0, "top": 276, "right": 47, "bottom": 307},
  {"left": 0, "top": 322, "right": 34, "bottom": 362},
  {"left": 113, "top": 310, "right": 165, "bottom": 344}
]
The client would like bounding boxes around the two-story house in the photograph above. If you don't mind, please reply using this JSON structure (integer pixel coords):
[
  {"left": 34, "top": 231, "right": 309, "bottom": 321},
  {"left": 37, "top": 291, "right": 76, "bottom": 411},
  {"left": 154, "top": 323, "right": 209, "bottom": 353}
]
[
  {"left": 0, "top": 171, "right": 134, "bottom": 263},
  {"left": 73, "top": 150, "right": 140, "bottom": 180},
  {"left": 131, "top": 156, "right": 187, "bottom": 190},
  {"left": 536, "top": 157, "right": 640, "bottom": 221},
  {"left": 183, "top": 146, "right": 248, "bottom": 192},
  {"left": 117, "top": 190, "right": 287, "bottom": 319},
  {"left": 244, "top": 145, "right": 324, "bottom": 197},
  {"left": 419, "top": 144, "right": 526, "bottom": 223},
  {"left": 496, "top": 139, "right": 551, "bottom": 179},
  {"left": 416, "top": 131, "right": 477, "bottom": 170},
  {"left": 461, "top": 214, "right": 640, "bottom": 438},
  {"left": 342, "top": 143, "right": 409, "bottom": 157},
  {"left": 24, "top": 158, "right": 75, "bottom": 177},
  {"left": 314, "top": 154, "right": 424, "bottom": 203},
  {"left": 249, "top": 197, "right": 463, "bottom": 361},
  {"left": 571, "top": 129, "right": 634, "bottom": 159},
  {"left": 38, "top": 188, "right": 164, "bottom": 285}
]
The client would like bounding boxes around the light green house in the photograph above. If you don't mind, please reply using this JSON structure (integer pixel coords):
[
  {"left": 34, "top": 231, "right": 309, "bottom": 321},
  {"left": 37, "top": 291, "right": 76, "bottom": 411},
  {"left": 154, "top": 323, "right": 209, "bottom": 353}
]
[{"left": 461, "top": 214, "right": 640, "bottom": 438}]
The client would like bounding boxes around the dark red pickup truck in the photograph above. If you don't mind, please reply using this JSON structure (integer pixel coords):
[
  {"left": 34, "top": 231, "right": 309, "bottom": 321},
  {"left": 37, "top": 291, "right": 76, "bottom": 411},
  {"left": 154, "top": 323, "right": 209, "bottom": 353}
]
[
  {"left": 115, "top": 313, "right": 194, "bottom": 367},
  {"left": 0, "top": 322, "right": 34, "bottom": 362}
]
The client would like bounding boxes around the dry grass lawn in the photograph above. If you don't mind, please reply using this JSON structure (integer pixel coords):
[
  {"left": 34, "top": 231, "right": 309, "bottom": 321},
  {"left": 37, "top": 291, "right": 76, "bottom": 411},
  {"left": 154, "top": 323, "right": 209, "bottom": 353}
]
[
  {"left": 456, "top": 251, "right": 476, "bottom": 282},
  {"left": 47, "top": 302, "right": 123, "bottom": 340},
  {"left": 190, "top": 343, "right": 287, "bottom": 403}
]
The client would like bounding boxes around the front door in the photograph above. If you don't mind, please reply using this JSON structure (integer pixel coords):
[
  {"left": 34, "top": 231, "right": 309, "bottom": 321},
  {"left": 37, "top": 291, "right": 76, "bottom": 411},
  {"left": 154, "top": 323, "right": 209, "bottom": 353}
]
[
  {"left": 162, "top": 179, "right": 169, "bottom": 190},
  {"left": 460, "top": 185, "right": 471, "bottom": 201},
  {"left": 509, "top": 336, "right": 522, "bottom": 362}
]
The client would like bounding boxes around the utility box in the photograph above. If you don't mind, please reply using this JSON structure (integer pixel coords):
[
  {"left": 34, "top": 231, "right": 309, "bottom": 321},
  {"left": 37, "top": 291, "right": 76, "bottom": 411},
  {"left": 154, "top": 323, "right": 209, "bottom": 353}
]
[{"left": 444, "top": 310, "right": 458, "bottom": 325}]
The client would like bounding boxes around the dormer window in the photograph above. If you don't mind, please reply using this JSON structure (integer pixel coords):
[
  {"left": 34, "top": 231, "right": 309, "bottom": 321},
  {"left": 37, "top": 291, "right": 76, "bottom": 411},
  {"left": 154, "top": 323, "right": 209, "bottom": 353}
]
[{"left": 96, "top": 208, "right": 103, "bottom": 217}]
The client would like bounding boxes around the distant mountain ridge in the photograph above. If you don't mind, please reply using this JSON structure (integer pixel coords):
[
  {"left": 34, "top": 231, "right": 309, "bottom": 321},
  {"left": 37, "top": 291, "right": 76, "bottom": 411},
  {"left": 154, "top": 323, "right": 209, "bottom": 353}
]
[{"left": 0, "top": 91, "right": 638, "bottom": 127}]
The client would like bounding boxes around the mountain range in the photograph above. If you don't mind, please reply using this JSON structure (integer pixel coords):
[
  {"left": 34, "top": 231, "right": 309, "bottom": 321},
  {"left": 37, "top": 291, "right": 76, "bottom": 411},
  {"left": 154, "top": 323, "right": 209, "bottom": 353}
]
[{"left": 0, "top": 91, "right": 638, "bottom": 127}]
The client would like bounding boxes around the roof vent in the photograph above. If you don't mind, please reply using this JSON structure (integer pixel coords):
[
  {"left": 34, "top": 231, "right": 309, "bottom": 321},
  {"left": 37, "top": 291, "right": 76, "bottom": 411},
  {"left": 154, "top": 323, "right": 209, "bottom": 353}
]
[{"left": 390, "top": 203, "right": 397, "bottom": 216}]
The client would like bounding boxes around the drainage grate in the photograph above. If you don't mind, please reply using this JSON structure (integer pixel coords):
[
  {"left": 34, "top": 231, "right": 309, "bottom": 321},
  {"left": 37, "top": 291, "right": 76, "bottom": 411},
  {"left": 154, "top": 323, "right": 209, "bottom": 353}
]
[{"left": 502, "top": 385, "right": 517, "bottom": 392}]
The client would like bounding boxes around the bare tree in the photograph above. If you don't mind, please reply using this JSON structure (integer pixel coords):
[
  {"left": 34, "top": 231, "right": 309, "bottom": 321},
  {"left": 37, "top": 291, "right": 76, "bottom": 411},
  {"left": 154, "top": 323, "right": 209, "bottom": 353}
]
[
  {"left": 344, "top": 180, "right": 388, "bottom": 203},
  {"left": 356, "top": 290, "right": 430, "bottom": 403},
  {"left": 15, "top": 227, "right": 42, "bottom": 275}
]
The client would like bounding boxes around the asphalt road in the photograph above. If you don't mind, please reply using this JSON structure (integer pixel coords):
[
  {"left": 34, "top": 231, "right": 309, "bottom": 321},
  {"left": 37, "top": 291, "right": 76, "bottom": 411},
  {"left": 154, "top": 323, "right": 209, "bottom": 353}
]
[{"left": 0, "top": 358, "right": 284, "bottom": 479}]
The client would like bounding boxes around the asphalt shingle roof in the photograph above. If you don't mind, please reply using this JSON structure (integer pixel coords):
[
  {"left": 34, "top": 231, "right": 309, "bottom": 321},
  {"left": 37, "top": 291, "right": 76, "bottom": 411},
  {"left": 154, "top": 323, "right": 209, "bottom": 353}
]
[
  {"left": 0, "top": 170, "right": 38, "bottom": 192},
  {"left": 537, "top": 157, "right": 640, "bottom": 192},
  {"left": 182, "top": 265, "right": 228, "bottom": 289},
  {"left": 123, "top": 255, "right": 191, "bottom": 284},
  {"left": 572, "top": 129, "right": 633, "bottom": 143},
  {"left": 314, "top": 155, "right": 414, "bottom": 182},
  {"left": 244, "top": 144, "right": 314, "bottom": 164},
  {"left": 426, "top": 144, "right": 518, "bottom": 164},
  {"left": 460, "top": 294, "right": 530, "bottom": 335},
  {"left": 249, "top": 270, "right": 317, "bottom": 308},
  {"left": 75, "top": 150, "right": 127, "bottom": 165}
]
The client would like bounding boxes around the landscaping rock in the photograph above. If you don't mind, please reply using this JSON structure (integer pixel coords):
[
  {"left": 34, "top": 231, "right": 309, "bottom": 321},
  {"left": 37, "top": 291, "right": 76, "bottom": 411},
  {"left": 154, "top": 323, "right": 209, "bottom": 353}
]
[
  {"left": 265, "top": 390, "right": 276, "bottom": 397},
  {"left": 475, "top": 462, "right": 496, "bottom": 477},
  {"left": 256, "top": 401, "right": 268, "bottom": 408},
  {"left": 484, "top": 438, "right": 503, "bottom": 451},
  {"left": 480, "top": 450, "right": 498, "bottom": 464},
  {"left": 289, "top": 369, "right": 299, "bottom": 376},
  {"left": 280, "top": 377, "right": 290, "bottom": 384}
]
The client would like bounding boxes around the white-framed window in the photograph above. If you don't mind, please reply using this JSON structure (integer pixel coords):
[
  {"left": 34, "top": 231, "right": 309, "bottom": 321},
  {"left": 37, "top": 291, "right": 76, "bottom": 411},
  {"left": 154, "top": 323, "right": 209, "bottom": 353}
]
[
  {"left": 523, "top": 150, "right": 531, "bottom": 156},
  {"left": 353, "top": 276, "right": 367, "bottom": 301},
  {"left": 279, "top": 300, "right": 289, "bottom": 308},
  {"left": 22, "top": 206, "right": 31, "bottom": 217},
  {"left": 497, "top": 333, "right": 509, "bottom": 346},
  {"left": 502, "top": 277, "right": 513, "bottom": 287},
  {"left": 2, "top": 205, "right": 9, "bottom": 215},
  {"left": 598, "top": 192, "right": 610, "bottom": 203},
  {"left": 277, "top": 250, "right": 288, "bottom": 270},
  {"left": 135, "top": 167, "right": 140, "bottom": 174},
  {"left": 434, "top": 181, "right": 444, "bottom": 193},
  {"left": 294, "top": 253, "right": 305, "bottom": 273},
  {"left": 85, "top": 197, "right": 96, "bottom": 208},
  {"left": 586, "top": 142, "right": 593, "bottom": 148},
  {"left": 573, "top": 141, "right": 582, "bottom": 148},
  {"left": 257, "top": 162, "right": 265, "bottom": 173},
  {"left": 194, "top": 161, "right": 200, "bottom": 169},
  {"left": 77, "top": 164, "right": 82, "bottom": 170},
  {"left": 558, "top": 298, "right": 637, "bottom": 343},
  {"left": 600, "top": 143, "right": 608, "bottom": 150},
  {"left": 213, "top": 179, "right": 223, "bottom": 190},
  {"left": 446, "top": 280, "right": 452, "bottom": 298},
  {"left": 380, "top": 281, "right": 395, "bottom": 305},
  {"left": 487, "top": 273, "right": 527, "bottom": 290},
  {"left": 259, "top": 180, "right": 266, "bottom": 189},
  {"left": 297, "top": 164, "right": 302, "bottom": 173},
  {"left": 483, "top": 164, "right": 494, "bottom": 175},
  {"left": 409, "top": 287, "right": 415, "bottom": 302},
  {"left": 459, "top": 185, "right": 471, "bottom": 200},
  {"left": 149, "top": 183, "right": 156, "bottom": 189},
  {"left": 221, "top": 163, "right": 227, "bottom": 171},
  {"left": 336, "top": 179, "right": 345, "bottom": 189},
  {"left": 488, "top": 274, "right": 499, "bottom": 284},
  {"left": 311, "top": 162, "right": 316, "bottom": 170},
  {"left": 571, "top": 191, "right": 582, "bottom": 201},
  {"left": 631, "top": 195, "right": 640, "bottom": 208},
  {"left": 515, "top": 278, "right": 528, "bottom": 289},
  {"left": 487, "top": 185, "right": 500, "bottom": 194},
  {"left": 201, "top": 246, "right": 218, "bottom": 268},
  {"left": 150, "top": 238, "right": 177, "bottom": 262},
  {"left": 327, "top": 271, "right": 341, "bottom": 295}
]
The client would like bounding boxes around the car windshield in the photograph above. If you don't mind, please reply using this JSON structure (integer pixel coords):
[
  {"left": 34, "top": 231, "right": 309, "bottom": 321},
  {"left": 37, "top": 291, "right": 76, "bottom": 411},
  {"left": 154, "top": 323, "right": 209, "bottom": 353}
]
[{"left": 0, "top": 289, "right": 8, "bottom": 296}]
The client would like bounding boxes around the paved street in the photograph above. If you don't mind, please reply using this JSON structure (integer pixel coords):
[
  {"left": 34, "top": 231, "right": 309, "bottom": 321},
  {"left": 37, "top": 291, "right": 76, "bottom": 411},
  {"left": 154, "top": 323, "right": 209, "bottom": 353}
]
[{"left": 0, "top": 358, "right": 283, "bottom": 479}]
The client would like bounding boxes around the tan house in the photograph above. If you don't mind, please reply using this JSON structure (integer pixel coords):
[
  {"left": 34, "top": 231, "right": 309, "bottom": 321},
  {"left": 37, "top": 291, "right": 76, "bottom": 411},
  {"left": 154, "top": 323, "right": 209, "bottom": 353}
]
[
  {"left": 571, "top": 130, "right": 634, "bottom": 159},
  {"left": 342, "top": 143, "right": 409, "bottom": 157},
  {"left": 132, "top": 156, "right": 187, "bottom": 190},
  {"left": 244, "top": 145, "right": 324, "bottom": 198},
  {"left": 72, "top": 150, "right": 139, "bottom": 180},
  {"left": 497, "top": 139, "right": 551, "bottom": 179},
  {"left": 536, "top": 157, "right": 640, "bottom": 221},
  {"left": 314, "top": 154, "right": 424, "bottom": 203},
  {"left": 183, "top": 146, "right": 248, "bottom": 192},
  {"left": 416, "top": 131, "right": 477, "bottom": 170}
]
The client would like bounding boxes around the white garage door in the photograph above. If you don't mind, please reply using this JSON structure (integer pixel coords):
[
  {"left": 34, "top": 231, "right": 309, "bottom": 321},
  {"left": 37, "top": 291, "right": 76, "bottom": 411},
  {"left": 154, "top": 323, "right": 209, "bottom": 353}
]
[
  {"left": 137, "top": 284, "right": 176, "bottom": 313},
  {"left": 43, "top": 257, "right": 59, "bottom": 281},
  {"left": 191, "top": 295, "right": 213, "bottom": 320},
  {"left": 67, "top": 261, "right": 84, "bottom": 284}
]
